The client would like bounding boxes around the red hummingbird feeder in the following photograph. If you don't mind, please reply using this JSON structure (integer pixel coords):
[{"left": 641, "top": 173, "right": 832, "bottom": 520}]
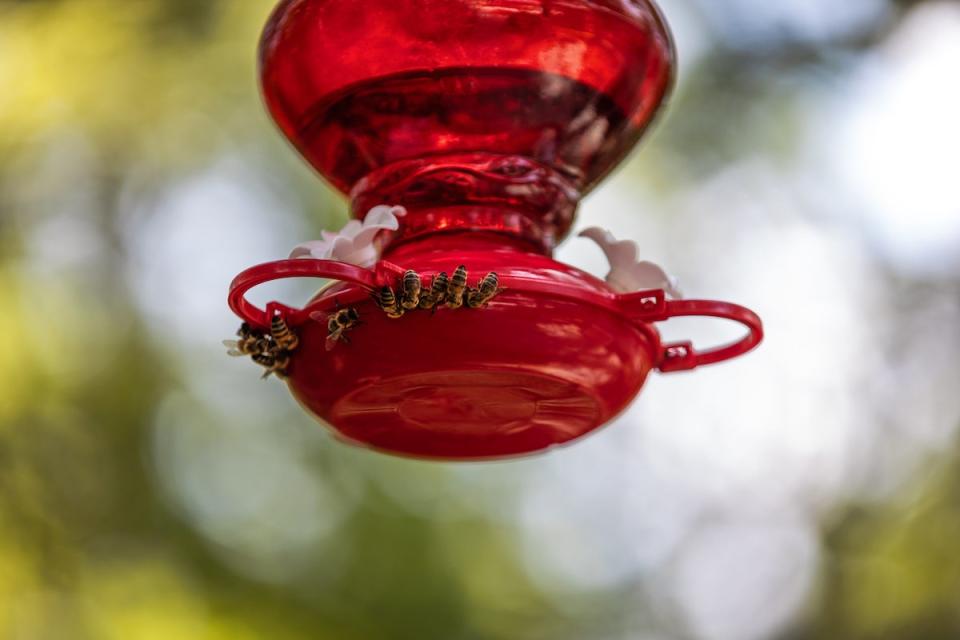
[{"left": 228, "top": 0, "right": 763, "bottom": 460}]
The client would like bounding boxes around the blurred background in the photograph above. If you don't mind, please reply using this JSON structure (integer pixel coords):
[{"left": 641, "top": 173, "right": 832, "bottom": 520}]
[{"left": 2, "top": 0, "right": 960, "bottom": 638}]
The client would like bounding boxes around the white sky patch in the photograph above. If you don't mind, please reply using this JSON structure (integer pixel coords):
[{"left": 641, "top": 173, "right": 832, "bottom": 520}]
[
  {"left": 123, "top": 154, "right": 311, "bottom": 352},
  {"left": 666, "top": 517, "right": 819, "bottom": 640},
  {"left": 25, "top": 210, "right": 107, "bottom": 274},
  {"left": 517, "top": 167, "right": 874, "bottom": 604},
  {"left": 654, "top": 0, "right": 711, "bottom": 76},
  {"left": 630, "top": 163, "right": 889, "bottom": 512},
  {"left": 514, "top": 430, "right": 704, "bottom": 594},
  {"left": 689, "top": 0, "right": 888, "bottom": 47},
  {"left": 827, "top": 2, "right": 960, "bottom": 276},
  {"left": 516, "top": 164, "right": 901, "bottom": 633}
]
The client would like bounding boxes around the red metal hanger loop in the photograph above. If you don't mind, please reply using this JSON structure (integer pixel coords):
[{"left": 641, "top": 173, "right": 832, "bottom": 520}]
[
  {"left": 228, "top": 259, "right": 384, "bottom": 329},
  {"left": 655, "top": 299, "right": 763, "bottom": 372},
  {"left": 230, "top": 261, "right": 762, "bottom": 371}
]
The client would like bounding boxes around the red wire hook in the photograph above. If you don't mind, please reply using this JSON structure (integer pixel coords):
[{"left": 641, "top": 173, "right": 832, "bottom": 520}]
[{"left": 229, "top": 259, "right": 763, "bottom": 370}]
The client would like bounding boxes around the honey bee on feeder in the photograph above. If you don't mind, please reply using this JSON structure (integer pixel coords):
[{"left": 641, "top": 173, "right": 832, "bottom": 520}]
[
  {"left": 227, "top": 0, "right": 763, "bottom": 459},
  {"left": 223, "top": 316, "right": 298, "bottom": 380},
  {"left": 398, "top": 270, "right": 422, "bottom": 310},
  {"left": 223, "top": 322, "right": 268, "bottom": 358},
  {"left": 444, "top": 265, "right": 469, "bottom": 310},
  {"left": 373, "top": 286, "right": 404, "bottom": 319},
  {"left": 466, "top": 272, "right": 502, "bottom": 309},
  {"left": 418, "top": 272, "right": 448, "bottom": 311},
  {"left": 316, "top": 306, "right": 361, "bottom": 351},
  {"left": 270, "top": 314, "right": 299, "bottom": 351},
  {"left": 254, "top": 350, "right": 291, "bottom": 380}
]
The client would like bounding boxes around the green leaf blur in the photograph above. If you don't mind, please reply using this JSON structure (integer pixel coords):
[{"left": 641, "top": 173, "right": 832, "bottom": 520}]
[{"left": 2, "top": 1, "right": 959, "bottom": 639}]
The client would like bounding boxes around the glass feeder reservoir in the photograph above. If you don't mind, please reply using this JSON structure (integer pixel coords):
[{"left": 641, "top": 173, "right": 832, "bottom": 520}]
[{"left": 228, "top": 0, "right": 763, "bottom": 459}]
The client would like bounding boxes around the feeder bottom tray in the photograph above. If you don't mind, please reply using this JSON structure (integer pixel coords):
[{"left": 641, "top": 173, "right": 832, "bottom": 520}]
[
  {"left": 287, "top": 294, "right": 655, "bottom": 460},
  {"left": 228, "top": 237, "right": 761, "bottom": 461}
]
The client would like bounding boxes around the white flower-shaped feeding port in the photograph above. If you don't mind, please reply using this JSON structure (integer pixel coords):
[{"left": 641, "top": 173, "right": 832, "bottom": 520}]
[
  {"left": 290, "top": 205, "right": 407, "bottom": 268},
  {"left": 579, "top": 227, "right": 682, "bottom": 299}
]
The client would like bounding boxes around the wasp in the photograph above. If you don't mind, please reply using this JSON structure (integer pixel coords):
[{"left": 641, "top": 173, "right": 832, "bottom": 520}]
[
  {"left": 399, "top": 269, "right": 422, "bottom": 310},
  {"left": 373, "top": 286, "right": 405, "bottom": 319},
  {"left": 418, "top": 271, "right": 448, "bottom": 311},
  {"left": 445, "top": 265, "right": 468, "bottom": 309},
  {"left": 325, "top": 306, "right": 361, "bottom": 350},
  {"left": 223, "top": 322, "right": 270, "bottom": 357},
  {"left": 252, "top": 350, "right": 291, "bottom": 380},
  {"left": 270, "top": 314, "right": 299, "bottom": 351},
  {"left": 224, "top": 322, "right": 293, "bottom": 379},
  {"left": 466, "top": 272, "right": 502, "bottom": 308}
]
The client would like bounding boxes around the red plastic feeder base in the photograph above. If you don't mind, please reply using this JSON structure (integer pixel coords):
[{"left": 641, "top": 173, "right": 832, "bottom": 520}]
[
  {"left": 229, "top": 236, "right": 762, "bottom": 460},
  {"left": 227, "top": 0, "right": 764, "bottom": 459}
]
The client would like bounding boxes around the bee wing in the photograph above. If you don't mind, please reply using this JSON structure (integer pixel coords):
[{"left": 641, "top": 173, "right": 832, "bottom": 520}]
[
  {"left": 309, "top": 310, "right": 328, "bottom": 323},
  {"left": 325, "top": 334, "right": 339, "bottom": 351},
  {"left": 260, "top": 369, "right": 273, "bottom": 380},
  {"left": 223, "top": 340, "right": 247, "bottom": 357}
]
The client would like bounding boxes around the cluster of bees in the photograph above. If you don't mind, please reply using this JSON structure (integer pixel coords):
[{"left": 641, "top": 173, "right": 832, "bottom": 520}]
[
  {"left": 373, "top": 266, "right": 502, "bottom": 318},
  {"left": 223, "top": 314, "right": 300, "bottom": 379},
  {"left": 225, "top": 266, "right": 501, "bottom": 377},
  {"left": 330, "top": 266, "right": 502, "bottom": 346}
]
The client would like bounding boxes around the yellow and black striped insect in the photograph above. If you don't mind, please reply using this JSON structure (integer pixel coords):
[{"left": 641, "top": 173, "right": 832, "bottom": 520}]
[
  {"left": 326, "top": 307, "right": 361, "bottom": 351},
  {"left": 466, "top": 272, "right": 502, "bottom": 308},
  {"left": 399, "top": 270, "right": 422, "bottom": 310},
  {"left": 253, "top": 350, "right": 291, "bottom": 380},
  {"left": 224, "top": 321, "right": 294, "bottom": 379},
  {"left": 418, "top": 271, "right": 448, "bottom": 311},
  {"left": 270, "top": 314, "right": 299, "bottom": 351},
  {"left": 223, "top": 322, "right": 270, "bottom": 357},
  {"left": 445, "top": 265, "right": 468, "bottom": 309},
  {"left": 373, "top": 285, "right": 404, "bottom": 319}
]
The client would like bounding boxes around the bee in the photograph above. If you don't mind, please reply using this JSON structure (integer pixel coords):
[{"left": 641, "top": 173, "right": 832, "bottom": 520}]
[
  {"left": 445, "top": 265, "right": 468, "bottom": 309},
  {"left": 223, "top": 322, "right": 269, "bottom": 357},
  {"left": 466, "top": 272, "right": 502, "bottom": 308},
  {"left": 373, "top": 285, "right": 404, "bottom": 319},
  {"left": 224, "top": 321, "right": 294, "bottom": 380},
  {"left": 418, "top": 271, "right": 448, "bottom": 311},
  {"left": 399, "top": 269, "right": 422, "bottom": 310},
  {"left": 270, "top": 314, "right": 299, "bottom": 351},
  {"left": 252, "top": 350, "right": 290, "bottom": 379},
  {"left": 326, "top": 306, "right": 361, "bottom": 350}
]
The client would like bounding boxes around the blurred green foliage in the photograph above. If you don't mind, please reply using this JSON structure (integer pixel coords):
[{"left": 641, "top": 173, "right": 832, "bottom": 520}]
[{"left": 1, "top": 1, "right": 959, "bottom": 639}]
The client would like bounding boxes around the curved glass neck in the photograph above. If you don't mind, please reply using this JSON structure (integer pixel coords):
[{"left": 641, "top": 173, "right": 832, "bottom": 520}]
[
  {"left": 382, "top": 229, "right": 549, "bottom": 262},
  {"left": 352, "top": 152, "right": 579, "bottom": 254}
]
